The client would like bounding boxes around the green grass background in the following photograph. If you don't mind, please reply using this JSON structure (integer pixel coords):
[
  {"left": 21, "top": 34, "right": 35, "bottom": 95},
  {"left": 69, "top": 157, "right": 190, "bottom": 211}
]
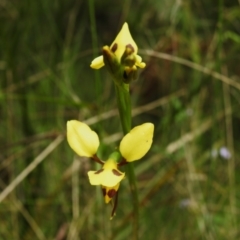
[{"left": 1, "top": 0, "right": 240, "bottom": 239}]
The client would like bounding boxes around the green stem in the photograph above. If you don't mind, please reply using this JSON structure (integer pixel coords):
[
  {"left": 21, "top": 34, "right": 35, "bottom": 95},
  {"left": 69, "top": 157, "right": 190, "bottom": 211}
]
[
  {"left": 114, "top": 84, "right": 131, "bottom": 134},
  {"left": 88, "top": 0, "right": 102, "bottom": 103},
  {"left": 115, "top": 83, "right": 139, "bottom": 240}
]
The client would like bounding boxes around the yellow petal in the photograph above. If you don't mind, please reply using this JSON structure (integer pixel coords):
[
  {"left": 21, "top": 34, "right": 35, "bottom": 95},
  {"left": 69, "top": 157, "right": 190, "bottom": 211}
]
[
  {"left": 67, "top": 120, "right": 99, "bottom": 157},
  {"left": 90, "top": 55, "right": 104, "bottom": 69},
  {"left": 87, "top": 159, "right": 125, "bottom": 187},
  {"left": 110, "top": 22, "right": 138, "bottom": 60},
  {"left": 119, "top": 123, "right": 154, "bottom": 161},
  {"left": 135, "top": 55, "right": 146, "bottom": 68},
  {"left": 88, "top": 169, "right": 124, "bottom": 187}
]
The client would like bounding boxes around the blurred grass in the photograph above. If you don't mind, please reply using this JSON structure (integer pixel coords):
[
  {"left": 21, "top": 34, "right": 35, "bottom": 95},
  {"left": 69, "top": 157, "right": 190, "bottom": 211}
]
[{"left": 1, "top": 0, "right": 240, "bottom": 239}]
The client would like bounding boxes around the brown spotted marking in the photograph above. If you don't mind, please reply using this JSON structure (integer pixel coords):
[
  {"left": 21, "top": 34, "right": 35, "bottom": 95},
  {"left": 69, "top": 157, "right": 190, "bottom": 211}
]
[
  {"left": 112, "top": 169, "right": 122, "bottom": 176},
  {"left": 95, "top": 169, "right": 104, "bottom": 174},
  {"left": 107, "top": 189, "right": 116, "bottom": 198},
  {"left": 126, "top": 44, "right": 134, "bottom": 52},
  {"left": 111, "top": 43, "right": 118, "bottom": 52}
]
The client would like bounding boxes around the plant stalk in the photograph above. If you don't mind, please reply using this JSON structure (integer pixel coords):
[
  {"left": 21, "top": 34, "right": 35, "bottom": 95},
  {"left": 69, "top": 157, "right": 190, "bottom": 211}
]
[{"left": 115, "top": 83, "right": 139, "bottom": 240}]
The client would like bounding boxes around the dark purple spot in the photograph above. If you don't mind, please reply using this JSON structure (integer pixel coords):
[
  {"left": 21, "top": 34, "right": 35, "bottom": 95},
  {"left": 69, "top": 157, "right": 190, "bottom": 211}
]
[
  {"left": 126, "top": 44, "right": 134, "bottom": 52},
  {"left": 111, "top": 43, "right": 118, "bottom": 52},
  {"left": 112, "top": 169, "right": 122, "bottom": 176},
  {"left": 102, "top": 188, "right": 106, "bottom": 196},
  {"left": 107, "top": 189, "right": 117, "bottom": 198},
  {"left": 95, "top": 169, "right": 104, "bottom": 174}
]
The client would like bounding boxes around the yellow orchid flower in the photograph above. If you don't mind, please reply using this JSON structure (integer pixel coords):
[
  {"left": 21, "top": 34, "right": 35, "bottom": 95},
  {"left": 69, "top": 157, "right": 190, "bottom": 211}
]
[
  {"left": 66, "top": 120, "right": 154, "bottom": 217},
  {"left": 91, "top": 22, "right": 145, "bottom": 69},
  {"left": 90, "top": 23, "right": 146, "bottom": 83},
  {"left": 66, "top": 120, "right": 99, "bottom": 157},
  {"left": 67, "top": 120, "right": 154, "bottom": 190}
]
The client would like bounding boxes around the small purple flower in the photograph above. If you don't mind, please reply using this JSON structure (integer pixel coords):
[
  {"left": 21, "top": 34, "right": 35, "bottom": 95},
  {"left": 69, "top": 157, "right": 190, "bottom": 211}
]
[{"left": 219, "top": 147, "right": 231, "bottom": 160}]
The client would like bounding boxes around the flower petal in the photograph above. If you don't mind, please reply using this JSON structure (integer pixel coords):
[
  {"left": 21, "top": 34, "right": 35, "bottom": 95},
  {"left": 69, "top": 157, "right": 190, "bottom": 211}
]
[
  {"left": 110, "top": 22, "right": 138, "bottom": 60},
  {"left": 87, "top": 159, "right": 125, "bottom": 187},
  {"left": 88, "top": 169, "right": 125, "bottom": 187},
  {"left": 119, "top": 123, "right": 154, "bottom": 161},
  {"left": 67, "top": 120, "right": 99, "bottom": 157},
  {"left": 90, "top": 55, "right": 105, "bottom": 69},
  {"left": 135, "top": 55, "right": 146, "bottom": 68}
]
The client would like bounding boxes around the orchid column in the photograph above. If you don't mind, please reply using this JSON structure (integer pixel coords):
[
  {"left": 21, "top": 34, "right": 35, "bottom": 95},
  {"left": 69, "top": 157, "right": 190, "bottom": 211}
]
[{"left": 90, "top": 23, "right": 147, "bottom": 236}]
